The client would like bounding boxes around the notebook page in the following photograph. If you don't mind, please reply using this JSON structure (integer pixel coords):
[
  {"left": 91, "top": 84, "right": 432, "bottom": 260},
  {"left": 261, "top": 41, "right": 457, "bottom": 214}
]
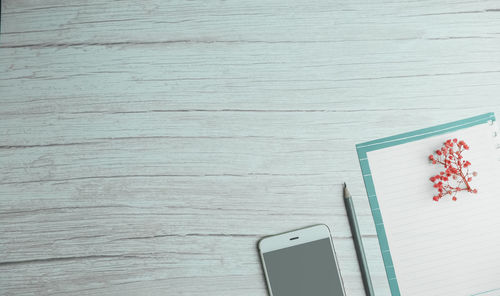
[{"left": 367, "top": 122, "right": 500, "bottom": 296}]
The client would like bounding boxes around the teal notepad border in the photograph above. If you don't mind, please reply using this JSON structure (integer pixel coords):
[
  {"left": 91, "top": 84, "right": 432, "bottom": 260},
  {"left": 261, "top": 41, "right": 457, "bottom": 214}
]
[{"left": 356, "top": 112, "right": 496, "bottom": 296}]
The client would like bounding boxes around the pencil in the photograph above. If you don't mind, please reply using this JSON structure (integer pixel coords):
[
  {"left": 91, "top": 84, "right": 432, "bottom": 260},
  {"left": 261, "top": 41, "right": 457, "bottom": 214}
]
[{"left": 343, "top": 182, "right": 375, "bottom": 296}]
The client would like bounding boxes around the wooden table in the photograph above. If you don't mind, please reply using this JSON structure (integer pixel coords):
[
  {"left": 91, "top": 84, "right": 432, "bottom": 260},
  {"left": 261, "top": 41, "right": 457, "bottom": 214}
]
[{"left": 1, "top": 1, "right": 500, "bottom": 295}]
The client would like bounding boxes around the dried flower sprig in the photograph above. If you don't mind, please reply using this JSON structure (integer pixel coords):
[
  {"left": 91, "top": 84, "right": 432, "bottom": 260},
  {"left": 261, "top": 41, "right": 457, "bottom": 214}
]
[{"left": 429, "top": 139, "right": 477, "bottom": 202}]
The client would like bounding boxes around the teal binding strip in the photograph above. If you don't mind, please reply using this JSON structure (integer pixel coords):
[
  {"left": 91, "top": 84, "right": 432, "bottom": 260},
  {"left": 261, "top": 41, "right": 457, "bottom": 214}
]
[
  {"left": 471, "top": 287, "right": 500, "bottom": 296},
  {"left": 355, "top": 112, "right": 495, "bottom": 296}
]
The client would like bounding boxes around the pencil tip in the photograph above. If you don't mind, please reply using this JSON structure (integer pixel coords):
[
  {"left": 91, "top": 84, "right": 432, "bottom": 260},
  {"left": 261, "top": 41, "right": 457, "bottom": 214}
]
[{"left": 343, "top": 182, "right": 351, "bottom": 198}]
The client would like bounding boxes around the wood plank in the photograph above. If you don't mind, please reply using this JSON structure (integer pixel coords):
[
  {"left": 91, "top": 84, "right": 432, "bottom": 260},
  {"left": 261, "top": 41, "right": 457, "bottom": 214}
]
[
  {"left": 2, "top": 0, "right": 500, "bottom": 47},
  {"left": 0, "top": 236, "right": 386, "bottom": 295}
]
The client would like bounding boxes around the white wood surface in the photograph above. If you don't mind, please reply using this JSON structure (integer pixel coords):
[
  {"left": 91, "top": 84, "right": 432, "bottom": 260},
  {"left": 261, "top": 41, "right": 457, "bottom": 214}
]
[{"left": 1, "top": 1, "right": 500, "bottom": 295}]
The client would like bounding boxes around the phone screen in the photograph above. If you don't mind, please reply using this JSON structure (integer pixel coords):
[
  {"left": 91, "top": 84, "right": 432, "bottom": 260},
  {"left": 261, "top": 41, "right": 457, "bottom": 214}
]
[{"left": 262, "top": 238, "right": 345, "bottom": 296}]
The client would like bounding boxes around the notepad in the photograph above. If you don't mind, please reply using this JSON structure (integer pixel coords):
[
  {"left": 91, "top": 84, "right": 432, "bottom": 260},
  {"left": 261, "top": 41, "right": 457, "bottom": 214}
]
[{"left": 356, "top": 113, "right": 500, "bottom": 296}]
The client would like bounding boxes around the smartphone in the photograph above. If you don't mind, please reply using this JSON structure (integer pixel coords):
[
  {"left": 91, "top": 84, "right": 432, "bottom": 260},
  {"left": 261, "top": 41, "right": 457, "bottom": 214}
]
[{"left": 258, "top": 224, "right": 346, "bottom": 296}]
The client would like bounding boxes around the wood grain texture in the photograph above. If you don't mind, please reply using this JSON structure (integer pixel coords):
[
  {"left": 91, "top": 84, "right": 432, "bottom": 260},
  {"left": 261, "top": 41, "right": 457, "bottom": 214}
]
[{"left": 1, "top": 0, "right": 500, "bottom": 295}]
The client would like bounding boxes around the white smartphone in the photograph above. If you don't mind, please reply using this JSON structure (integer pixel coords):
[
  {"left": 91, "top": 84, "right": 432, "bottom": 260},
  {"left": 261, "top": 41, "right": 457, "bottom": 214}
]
[{"left": 258, "top": 224, "right": 346, "bottom": 296}]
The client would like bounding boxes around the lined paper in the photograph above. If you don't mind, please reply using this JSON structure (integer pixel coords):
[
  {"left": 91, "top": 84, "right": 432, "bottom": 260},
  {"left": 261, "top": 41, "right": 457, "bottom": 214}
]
[{"left": 367, "top": 123, "right": 500, "bottom": 296}]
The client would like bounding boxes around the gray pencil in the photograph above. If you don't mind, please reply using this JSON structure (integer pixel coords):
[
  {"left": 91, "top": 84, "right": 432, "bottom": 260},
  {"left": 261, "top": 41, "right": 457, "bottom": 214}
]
[{"left": 343, "top": 182, "right": 375, "bottom": 296}]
